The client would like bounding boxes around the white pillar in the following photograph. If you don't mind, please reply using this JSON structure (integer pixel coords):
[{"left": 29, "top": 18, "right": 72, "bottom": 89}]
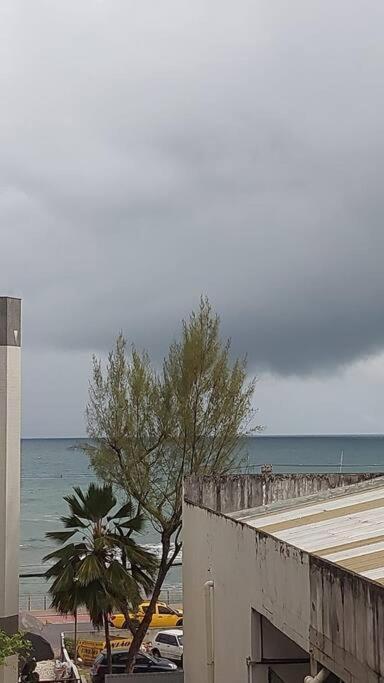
[{"left": 0, "top": 298, "right": 21, "bottom": 683}]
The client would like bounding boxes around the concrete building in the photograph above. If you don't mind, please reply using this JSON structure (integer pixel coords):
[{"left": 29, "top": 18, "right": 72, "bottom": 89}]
[
  {"left": 183, "top": 473, "right": 384, "bottom": 683},
  {"left": 0, "top": 298, "right": 21, "bottom": 683}
]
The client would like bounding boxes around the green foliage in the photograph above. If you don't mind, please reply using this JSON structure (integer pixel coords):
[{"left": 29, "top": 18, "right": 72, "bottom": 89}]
[
  {"left": 84, "top": 298, "right": 256, "bottom": 529},
  {"left": 44, "top": 483, "right": 157, "bottom": 671},
  {"left": 81, "top": 297, "right": 257, "bottom": 668},
  {"left": 63, "top": 637, "right": 75, "bottom": 659},
  {"left": 0, "top": 630, "right": 31, "bottom": 666},
  {"left": 44, "top": 483, "right": 157, "bottom": 623}
]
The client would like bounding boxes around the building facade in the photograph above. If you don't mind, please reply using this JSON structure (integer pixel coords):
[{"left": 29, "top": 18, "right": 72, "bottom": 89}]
[
  {"left": 0, "top": 298, "right": 21, "bottom": 683},
  {"left": 183, "top": 473, "right": 384, "bottom": 683}
]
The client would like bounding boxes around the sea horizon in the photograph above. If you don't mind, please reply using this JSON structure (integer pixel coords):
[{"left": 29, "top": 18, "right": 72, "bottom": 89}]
[{"left": 19, "top": 433, "right": 384, "bottom": 608}]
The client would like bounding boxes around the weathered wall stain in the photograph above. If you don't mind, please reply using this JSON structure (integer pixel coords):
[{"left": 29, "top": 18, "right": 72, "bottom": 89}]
[
  {"left": 184, "top": 473, "right": 382, "bottom": 514},
  {"left": 184, "top": 474, "right": 384, "bottom": 682},
  {"left": 309, "top": 555, "right": 384, "bottom": 682}
]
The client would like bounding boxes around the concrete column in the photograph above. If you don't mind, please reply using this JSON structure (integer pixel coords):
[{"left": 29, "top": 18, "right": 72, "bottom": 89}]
[{"left": 0, "top": 298, "right": 21, "bottom": 683}]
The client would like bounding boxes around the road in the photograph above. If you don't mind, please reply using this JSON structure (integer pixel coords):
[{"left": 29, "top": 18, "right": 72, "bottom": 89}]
[{"left": 24, "top": 614, "right": 176, "bottom": 657}]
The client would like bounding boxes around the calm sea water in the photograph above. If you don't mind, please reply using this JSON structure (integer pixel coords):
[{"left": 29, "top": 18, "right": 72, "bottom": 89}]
[{"left": 20, "top": 435, "right": 384, "bottom": 606}]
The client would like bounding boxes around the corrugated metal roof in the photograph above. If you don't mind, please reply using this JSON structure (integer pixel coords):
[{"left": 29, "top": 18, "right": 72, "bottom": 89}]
[{"left": 233, "top": 478, "right": 384, "bottom": 584}]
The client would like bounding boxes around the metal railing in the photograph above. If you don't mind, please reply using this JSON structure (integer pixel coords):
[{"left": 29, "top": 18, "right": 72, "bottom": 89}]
[
  {"left": 230, "top": 461, "right": 384, "bottom": 473},
  {"left": 20, "top": 586, "right": 183, "bottom": 612}
]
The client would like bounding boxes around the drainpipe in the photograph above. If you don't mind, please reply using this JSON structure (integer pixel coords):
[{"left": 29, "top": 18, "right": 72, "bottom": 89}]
[
  {"left": 204, "top": 580, "right": 214, "bottom": 683},
  {"left": 246, "top": 657, "right": 258, "bottom": 683},
  {"left": 304, "top": 669, "right": 330, "bottom": 683}
]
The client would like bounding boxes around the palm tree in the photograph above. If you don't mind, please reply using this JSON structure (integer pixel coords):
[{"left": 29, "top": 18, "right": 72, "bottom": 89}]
[{"left": 44, "top": 484, "right": 157, "bottom": 672}]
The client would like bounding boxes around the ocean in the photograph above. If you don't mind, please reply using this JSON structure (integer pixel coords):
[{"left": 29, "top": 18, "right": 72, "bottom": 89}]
[{"left": 20, "top": 435, "right": 384, "bottom": 609}]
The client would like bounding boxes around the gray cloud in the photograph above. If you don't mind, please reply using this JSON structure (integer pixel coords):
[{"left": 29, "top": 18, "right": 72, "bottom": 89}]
[{"left": 1, "top": 0, "right": 384, "bottom": 386}]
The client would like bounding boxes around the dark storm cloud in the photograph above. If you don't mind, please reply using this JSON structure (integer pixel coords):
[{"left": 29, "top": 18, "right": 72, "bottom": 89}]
[{"left": 1, "top": 0, "right": 384, "bottom": 376}]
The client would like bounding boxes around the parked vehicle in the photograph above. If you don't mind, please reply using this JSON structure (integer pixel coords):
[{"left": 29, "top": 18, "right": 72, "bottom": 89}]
[
  {"left": 90, "top": 648, "right": 177, "bottom": 682},
  {"left": 152, "top": 629, "right": 183, "bottom": 667},
  {"left": 110, "top": 601, "right": 183, "bottom": 629}
]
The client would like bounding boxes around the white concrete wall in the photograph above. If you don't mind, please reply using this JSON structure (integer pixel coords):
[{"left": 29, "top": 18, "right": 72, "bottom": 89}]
[
  {"left": 183, "top": 503, "right": 311, "bottom": 683},
  {"left": 0, "top": 346, "right": 21, "bottom": 683},
  {"left": 0, "top": 346, "right": 21, "bottom": 621},
  {"left": 310, "top": 556, "right": 384, "bottom": 682},
  {"left": 184, "top": 474, "right": 381, "bottom": 514},
  {"left": 0, "top": 657, "right": 18, "bottom": 683}
]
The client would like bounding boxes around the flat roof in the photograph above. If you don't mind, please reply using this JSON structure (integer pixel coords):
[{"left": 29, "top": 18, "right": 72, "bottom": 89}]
[{"left": 231, "top": 476, "right": 384, "bottom": 585}]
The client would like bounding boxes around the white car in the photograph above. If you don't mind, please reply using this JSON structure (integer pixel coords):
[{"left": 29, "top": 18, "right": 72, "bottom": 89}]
[{"left": 152, "top": 629, "right": 183, "bottom": 667}]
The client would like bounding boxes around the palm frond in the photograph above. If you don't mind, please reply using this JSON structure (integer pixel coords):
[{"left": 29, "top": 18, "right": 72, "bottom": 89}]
[
  {"left": 76, "top": 555, "right": 104, "bottom": 585},
  {"left": 49, "top": 564, "right": 76, "bottom": 593},
  {"left": 113, "top": 501, "right": 134, "bottom": 520},
  {"left": 60, "top": 514, "right": 88, "bottom": 529},
  {"left": 81, "top": 582, "right": 106, "bottom": 627},
  {"left": 73, "top": 486, "right": 87, "bottom": 505},
  {"left": 116, "top": 514, "right": 146, "bottom": 533},
  {"left": 84, "top": 483, "right": 116, "bottom": 520},
  {"left": 131, "top": 565, "right": 155, "bottom": 594},
  {"left": 121, "top": 538, "right": 158, "bottom": 569},
  {"left": 50, "top": 588, "right": 84, "bottom": 615},
  {"left": 105, "top": 560, "right": 130, "bottom": 586},
  {"left": 45, "top": 530, "right": 77, "bottom": 543},
  {"left": 106, "top": 562, "right": 141, "bottom": 606},
  {"left": 63, "top": 493, "right": 87, "bottom": 519},
  {"left": 43, "top": 543, "right": 77, "bottom": 563}
]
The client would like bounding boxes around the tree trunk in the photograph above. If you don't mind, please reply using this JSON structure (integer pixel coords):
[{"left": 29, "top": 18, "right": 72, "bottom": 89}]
[
  {"left": 120, "top": 599, "right": 138, "bottom": 636},
  {"left": 123, "top": 612, "right": 138, "bottom": 637},
  {"left": 125, "top": 534, "right": 171, "bottom": 673},
  {"left": 74, "top": 609, "right": 78, "bottom": 664},
  {"left": 104, "top": 612, "right": 112, "bottom": 674}
]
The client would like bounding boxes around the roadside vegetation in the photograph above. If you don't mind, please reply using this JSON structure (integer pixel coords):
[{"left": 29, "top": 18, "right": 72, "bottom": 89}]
[{"left": 0, "top": 630, "right": 31, "bottom": 668}]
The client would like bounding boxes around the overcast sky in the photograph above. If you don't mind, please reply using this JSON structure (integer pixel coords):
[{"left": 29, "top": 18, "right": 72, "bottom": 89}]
[{"left": 1, "top": 1, "right": 384, "bottom": 436}]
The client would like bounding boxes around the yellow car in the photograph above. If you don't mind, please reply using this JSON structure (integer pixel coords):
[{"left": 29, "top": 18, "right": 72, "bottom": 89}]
[{"left": 110, "top": 601, "right": 183, "bottom": 629}]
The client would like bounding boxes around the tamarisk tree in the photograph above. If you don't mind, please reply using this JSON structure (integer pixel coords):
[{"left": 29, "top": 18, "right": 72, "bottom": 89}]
[{"left": 82, "top": 298, "right": 256, "bottom": 671}]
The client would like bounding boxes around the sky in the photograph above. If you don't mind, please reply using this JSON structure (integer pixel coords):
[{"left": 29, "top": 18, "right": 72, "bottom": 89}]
[{"left": 1, "top": 1, "right": 384, "bottom": 436}]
